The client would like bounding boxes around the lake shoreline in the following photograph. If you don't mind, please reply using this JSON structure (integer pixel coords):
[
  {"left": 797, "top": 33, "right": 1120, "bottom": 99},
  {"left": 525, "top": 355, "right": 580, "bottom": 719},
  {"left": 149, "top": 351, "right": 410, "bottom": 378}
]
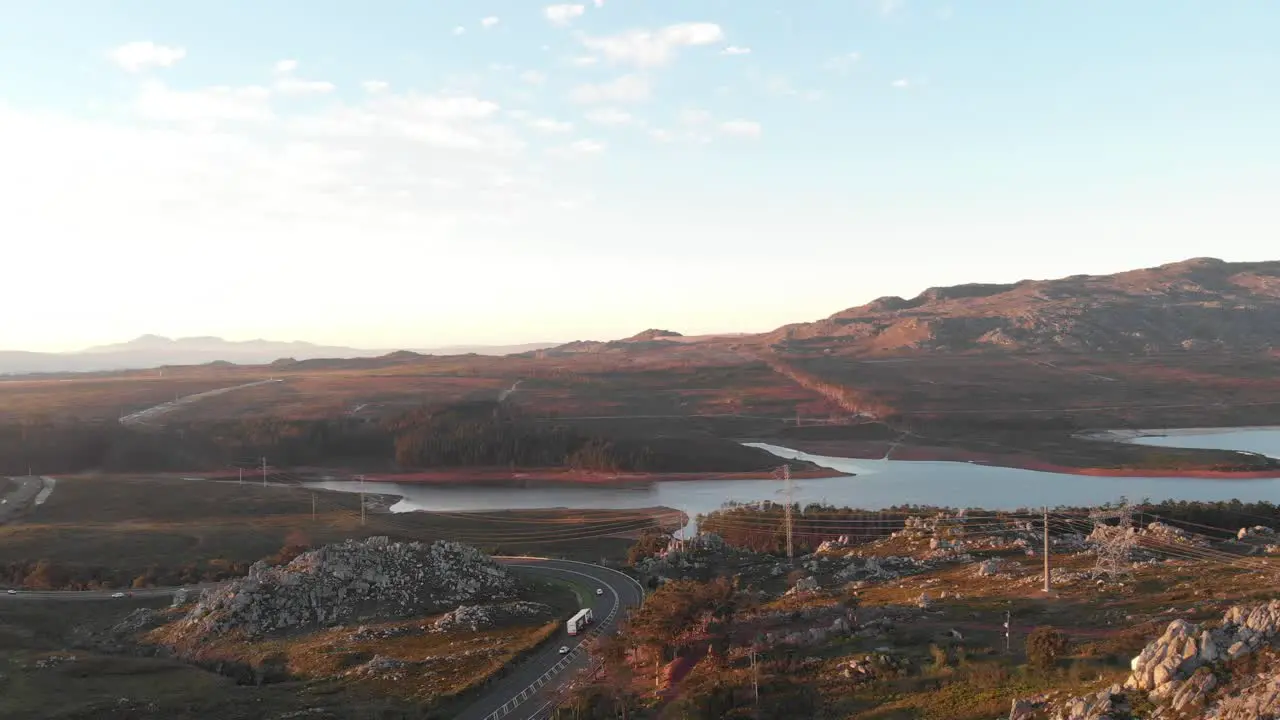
[
  {"left": 321, "top": 466, "right": 847, "bottom": 487},
  {"left": 769, "top": 437, "right": 1280, "bottom": 480}
]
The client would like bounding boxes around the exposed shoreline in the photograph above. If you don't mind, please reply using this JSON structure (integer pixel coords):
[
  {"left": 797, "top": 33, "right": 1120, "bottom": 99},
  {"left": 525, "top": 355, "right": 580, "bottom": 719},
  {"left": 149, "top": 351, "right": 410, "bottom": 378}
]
[
  {"left": 322, "top": 466, "right": 847, "bottom": 486},
  {"left": 780, "top": 438, "right": 1280, "bottom": 480}
]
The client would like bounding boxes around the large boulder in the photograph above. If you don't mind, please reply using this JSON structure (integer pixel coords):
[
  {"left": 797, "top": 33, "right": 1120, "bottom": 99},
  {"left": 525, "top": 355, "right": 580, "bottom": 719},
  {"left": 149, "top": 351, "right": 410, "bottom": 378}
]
[{"left": 170, "top": 537, "right": 517, "bottom": 640}]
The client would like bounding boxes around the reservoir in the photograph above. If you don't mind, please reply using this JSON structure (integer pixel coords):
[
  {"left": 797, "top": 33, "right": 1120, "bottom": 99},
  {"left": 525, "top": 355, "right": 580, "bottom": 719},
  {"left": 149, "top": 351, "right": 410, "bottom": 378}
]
[{"left": 312, "top": 427, "right": 1280, "bottom": 530}]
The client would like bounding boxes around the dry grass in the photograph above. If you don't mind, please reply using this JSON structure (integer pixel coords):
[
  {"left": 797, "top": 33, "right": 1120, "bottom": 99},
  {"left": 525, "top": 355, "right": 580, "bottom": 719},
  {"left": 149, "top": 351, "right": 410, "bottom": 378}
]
[
  {"left": 147, "top": 616, "right": 560, "bottom": 704},
  {"left": 0, "top": 476, "right": 667, "bottom": 584}
]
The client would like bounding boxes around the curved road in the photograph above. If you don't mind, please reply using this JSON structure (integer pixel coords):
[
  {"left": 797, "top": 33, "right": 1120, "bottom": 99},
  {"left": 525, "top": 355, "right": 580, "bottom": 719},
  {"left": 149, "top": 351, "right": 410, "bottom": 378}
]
[{"left": 457, "top": 557, "right": 645, "bottom": 720}]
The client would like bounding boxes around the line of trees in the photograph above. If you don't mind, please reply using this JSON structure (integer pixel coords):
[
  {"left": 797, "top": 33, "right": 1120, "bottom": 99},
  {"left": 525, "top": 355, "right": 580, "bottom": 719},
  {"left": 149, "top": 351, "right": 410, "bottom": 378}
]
[{"left": 0, "top": 400, "right": 747, "bottom": 475}]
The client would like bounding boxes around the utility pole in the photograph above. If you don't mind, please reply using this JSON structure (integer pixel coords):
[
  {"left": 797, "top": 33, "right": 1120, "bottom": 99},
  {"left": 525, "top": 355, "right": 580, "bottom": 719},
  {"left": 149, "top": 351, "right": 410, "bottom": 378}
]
[
  {"left": 751, "top": 645, "right": 759, "bottom": 714},
  {"left": 358, "top": 474, "right": 366, "bottom": 526},
  {"left": 238, "top": 467, "right": 243, "bottom": 485},
  {"left": 1004, "top": 610, "right": 1011, "bottom": 654},
  {"left": 1043, "top": 506, "right": 1050, "bottom": 593},
  {"left": 775, "top": 465, "right": 794, "bottom": 562},
  {"left": 311, "top": 493, "right": 316, "bottom": 521},
  {"left": 262, "top": 457, "right": 268, "bottom": 487}
]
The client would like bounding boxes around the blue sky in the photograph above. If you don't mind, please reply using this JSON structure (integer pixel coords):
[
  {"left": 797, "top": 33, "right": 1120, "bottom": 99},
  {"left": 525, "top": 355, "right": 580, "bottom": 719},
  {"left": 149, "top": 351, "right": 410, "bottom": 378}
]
[{"left": 2, "top": 1, "right": 1278, "bottom": 351}]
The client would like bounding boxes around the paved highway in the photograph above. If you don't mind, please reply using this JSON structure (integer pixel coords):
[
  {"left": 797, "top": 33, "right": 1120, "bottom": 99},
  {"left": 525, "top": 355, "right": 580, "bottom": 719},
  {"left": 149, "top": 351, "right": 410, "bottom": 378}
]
[{"left": 456, "top": 558, "right": 645, "bottom": 720}]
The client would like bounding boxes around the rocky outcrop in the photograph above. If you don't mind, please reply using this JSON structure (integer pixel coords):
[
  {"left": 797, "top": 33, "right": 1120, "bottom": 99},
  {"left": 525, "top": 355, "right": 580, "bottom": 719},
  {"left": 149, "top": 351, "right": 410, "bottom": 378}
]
[
  {"left": 1050, "top": 685, "right": 1128, "bottom": 720},
  {"left": 169, "top": 537, "right": 516, "bottom": 640},
  {"left": 432, "top": 601, "right": 551, "bottom": 632},
  {"left": 1033, "top": 599, "right": 1280, "bottom": 719}
]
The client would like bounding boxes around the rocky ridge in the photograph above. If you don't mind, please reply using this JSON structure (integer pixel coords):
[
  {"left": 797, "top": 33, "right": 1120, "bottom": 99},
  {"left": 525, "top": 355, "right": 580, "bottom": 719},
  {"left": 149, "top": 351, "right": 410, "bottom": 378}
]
[
  {"left": 765, "top": 258, "right": 1280, "bottom": 354},
  {"left": 1019, "top": 599, "right": 1280, "bottom": 719},
  {"left": 168, "top": 537, "right": 516, "bottom": 640}
]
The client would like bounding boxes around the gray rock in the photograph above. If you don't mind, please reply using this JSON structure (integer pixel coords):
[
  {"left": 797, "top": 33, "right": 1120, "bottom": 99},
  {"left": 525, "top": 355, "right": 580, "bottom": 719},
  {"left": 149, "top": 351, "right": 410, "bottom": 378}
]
[
  {"left": 170, "top": 538, "right": 517, "bottom": 640},
  {"left": 1009, "top": 698, "right": 1036, "bottom": 720}
]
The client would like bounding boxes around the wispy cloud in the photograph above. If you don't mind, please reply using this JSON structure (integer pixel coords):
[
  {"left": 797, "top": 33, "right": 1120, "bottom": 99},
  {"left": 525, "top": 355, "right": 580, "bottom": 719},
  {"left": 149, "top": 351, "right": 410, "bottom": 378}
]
[
  {"left": 481, "top": 16, "right": 500, "bottom": 28},
  {"left": 720, "top": 119, "right": 762, "bottom": 138},
  {"left": 545, "top": 4, "right": 586, "bottom": 26},
  {"left": 272, "top": 60, "right": 336, "bottom": 96},
  {"left": 569, "top": 74, "right": 651, "bottom": 104},
  {"left": 721, "top": 46, "right": 752, "bottom": 56},
  {"left": 579, "top": 23, "right": 724, "bottom": 68},
  {"left": 584, "top": 107, "right": 634, "bottom": 125},
  {"left": 108, "top": 42, "right": 186, "bottom": 72},
  {"left": 529, "top": 117, "right": 574, "bottom": 133}
]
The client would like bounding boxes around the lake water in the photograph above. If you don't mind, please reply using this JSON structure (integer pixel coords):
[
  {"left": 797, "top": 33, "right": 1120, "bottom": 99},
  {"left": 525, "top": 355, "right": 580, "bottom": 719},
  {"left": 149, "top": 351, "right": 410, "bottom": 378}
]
[
  {"left": 311, "top": 428, "right": 1280, "bottom": 531},
  {"left": 1123, "top": 427, "right": 1280, "bottom": 459}
]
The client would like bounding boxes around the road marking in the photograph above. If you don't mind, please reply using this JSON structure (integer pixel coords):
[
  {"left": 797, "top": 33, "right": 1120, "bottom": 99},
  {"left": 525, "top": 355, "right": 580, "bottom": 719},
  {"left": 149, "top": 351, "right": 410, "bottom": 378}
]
[{"left": 482, "top": 562, "right": 628, "bottom": 720}]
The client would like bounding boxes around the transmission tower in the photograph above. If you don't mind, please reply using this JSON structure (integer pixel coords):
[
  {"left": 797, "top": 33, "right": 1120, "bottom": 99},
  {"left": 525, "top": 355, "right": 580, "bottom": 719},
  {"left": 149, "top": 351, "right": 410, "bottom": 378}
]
[
  {"left": 775, "top": 465, "right": 794, "bottom": 561},
  {"left": 1091, "top": 501, "right": 1136, "bottom": 578}
]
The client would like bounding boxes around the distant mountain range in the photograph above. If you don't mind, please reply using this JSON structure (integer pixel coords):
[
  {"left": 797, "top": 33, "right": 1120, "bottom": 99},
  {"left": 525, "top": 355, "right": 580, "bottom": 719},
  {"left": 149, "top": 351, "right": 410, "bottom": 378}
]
[
  {"left": 6, "top": 257, "right": 1279, "bottom": 376},
  {"left": 0, "top": 335, "right": 559, "bottom": 375}
]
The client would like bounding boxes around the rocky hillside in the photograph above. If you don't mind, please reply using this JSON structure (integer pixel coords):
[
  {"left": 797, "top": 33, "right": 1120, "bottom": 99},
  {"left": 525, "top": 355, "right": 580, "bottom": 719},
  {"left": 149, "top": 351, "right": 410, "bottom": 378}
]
[
  {"left": 163, "top": 537, "right": 516, "bottom": 641},
  {"left": 765, "top": 258, "right": 1280, "bottom": 354},
  {"left": 1019, "top": 599, "right": 1280, "bottom": 719}
]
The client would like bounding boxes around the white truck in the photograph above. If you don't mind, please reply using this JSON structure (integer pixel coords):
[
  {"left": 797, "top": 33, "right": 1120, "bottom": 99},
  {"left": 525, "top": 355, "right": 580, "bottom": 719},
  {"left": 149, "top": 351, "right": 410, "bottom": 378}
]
[{"left": 566, "top": 607, "right": 594, "bottom": 635}]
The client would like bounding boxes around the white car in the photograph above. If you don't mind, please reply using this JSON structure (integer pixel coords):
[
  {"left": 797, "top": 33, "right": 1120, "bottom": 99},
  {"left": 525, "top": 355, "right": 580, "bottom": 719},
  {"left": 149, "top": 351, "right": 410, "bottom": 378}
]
[
  {"left": 596, "top": 589, "right": 604, "bottom": 596},
  {"left": 111, "top": 592, "right": 126, "bottom": 599},
  {"left": 5, "top": 589, "right": 15, "bottom": 595},
  {"left": 558, "top": 646, "right": 570, "bottom": 655}
]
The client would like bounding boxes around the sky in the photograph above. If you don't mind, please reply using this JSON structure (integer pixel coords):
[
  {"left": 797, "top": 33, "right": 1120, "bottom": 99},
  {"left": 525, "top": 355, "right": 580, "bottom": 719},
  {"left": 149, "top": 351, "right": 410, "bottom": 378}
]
[{"left": 2, "top": 1, "right": 1279, "bottom": 352}]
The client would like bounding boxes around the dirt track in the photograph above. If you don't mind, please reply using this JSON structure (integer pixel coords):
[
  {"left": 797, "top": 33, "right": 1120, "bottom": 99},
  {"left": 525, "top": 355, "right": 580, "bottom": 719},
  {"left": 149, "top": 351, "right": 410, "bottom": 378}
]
[{"left": 0, "top": 476, "right": 42, "bottom": 525}]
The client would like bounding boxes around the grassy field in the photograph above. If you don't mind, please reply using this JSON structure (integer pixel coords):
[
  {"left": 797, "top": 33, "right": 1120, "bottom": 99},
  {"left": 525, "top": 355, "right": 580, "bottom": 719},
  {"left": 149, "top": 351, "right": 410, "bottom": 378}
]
[{"left": 0, "top": 475, "right": 676, "bottom": 589}]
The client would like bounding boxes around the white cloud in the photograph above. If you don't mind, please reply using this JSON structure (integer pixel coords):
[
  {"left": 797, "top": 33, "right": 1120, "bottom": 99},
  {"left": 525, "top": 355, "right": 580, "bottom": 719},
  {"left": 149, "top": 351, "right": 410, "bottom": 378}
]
[
  {"left": 584, "top": 107, "right": 633, "bottom": 125},
  {"left": 481, "top": 16, "right": 500, "bottom": 28},
  {"left": 751, "top": 70, "right": 823, "bottom": 101},
  {"left": 0, "top": 63, "right": 611, "bottom": 352},
  {"left": 108, "top": 42, "right": 187, "bottom": 72},
  {"left": 720, "top": 119, "right": 762, "bottom": 138},
  {"left": 569, "top": 73, "right": 651, "bottom": 104},
  {"left": 453, "top": 26, "right": 466, "bottom": 35},
  {"left": 823, "top": 52, "right": 861, "bottom": 74},
  {"left": 135, "top": 81, "right": 273, "bottom": 123},
  {"left": 593, "top": 0, "right": 604, "bottom": 6},
  {"left": 520, "top": 70, "right": 548, "bottom": 85},
  {"left": 271, "top": 60, "right": 336, "bottom": 95},
  {"left": 545, "top": 4, "right": 586, "bottom": 26},
  {"left": 720, "top": 46, "right": 752, "bottom": 56},
  {"left": 276, "top": 78, "right": 336, "bottom": 95},
  {"left": 648, "top": 128, "right": 674, "bottom": 143},
  {"left": 362, "top": 81, "right": 390, "bottom": 93},
  {"left": 891, "top": 78, "right": 911, "bottom": 88},
  {"left": 562, "top": 139, "right": 606, "bottom": 155},
  {"left": 569, "top": 56, "right": 598, "bottom": 67},
  {"left": 529, "top": 117, "right": 574, "bottom": 133},
  {"left": 579, "top": 23, "right": 724, "bottom": 68}
]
